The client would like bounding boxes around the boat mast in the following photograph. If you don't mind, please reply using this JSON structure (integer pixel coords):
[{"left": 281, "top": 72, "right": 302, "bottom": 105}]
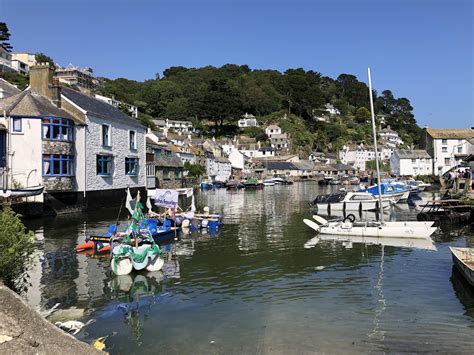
[{"left": 367, "top": 68, "right": 384, "bottom": 224}]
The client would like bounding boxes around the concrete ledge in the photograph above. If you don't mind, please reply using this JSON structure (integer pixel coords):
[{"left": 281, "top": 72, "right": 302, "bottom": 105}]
[{"left": 0, "top": 285, "right": 104, "bottom": 354}]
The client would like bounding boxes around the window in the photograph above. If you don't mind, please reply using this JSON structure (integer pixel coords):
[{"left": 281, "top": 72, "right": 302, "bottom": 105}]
[
  {"left": 102, "top": 125, "right": 110, "bottom": 147},
  {"left": 42, "top": 118, "right": 74, "bottom": 141},
  {"left": 174, "top": 169, "right": 181, "bottom": 178},
  {"left": 125, "top": 158, "right": 138, "bottom": 176},
  {"left": 442, "top": 139, "right": 447, "bottom": 145},
  {"left": 457, "top": 146, "right": 462, "bottom": 153},
  {"left": 155, "top": 149, "right": 161, "bottom": 159},
  {"left": 42, "top": 154, "right": 74, "bottom": 176},
  {"left": 12, "top": 118, "right": 22, "bottom": 133},
  {"left": 129, "top": 131, "right": 136, "bottom": 150},
  {"left": 163, "top": 168, "right": 169, "bottom": 179},
  {"left": 444, "top": 158, "right": 450, "bottom": 166},
  {"left": 97, "top": 155, "right": 112, "bottom": 175},
  {"left": 442, "top": 147, "right": 447, "bottom": 153}
]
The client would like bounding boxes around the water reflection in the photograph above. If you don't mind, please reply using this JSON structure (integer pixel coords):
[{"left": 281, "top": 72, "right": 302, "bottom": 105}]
[{"left": 19, "top": 183, "right": 474, "bottom": 353}]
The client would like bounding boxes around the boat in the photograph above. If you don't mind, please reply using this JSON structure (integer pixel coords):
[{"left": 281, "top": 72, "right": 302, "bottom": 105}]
[
  {"left": 349, "top": 176, "right": 360, "bottom": 185},
  {"left": 305, "top": 231, "right": 437, "bottom": 250},
  {"left": 304, "top": 215, "right": 436, "bottom": 239},
  {"left": 262, "top": 179, "right": 276, "bottom": 186},
  {"left": 243, "top": 177, "right": 262, "bottom": 189},
  {"left": 303, "top": 68, "right": 438, "bottom": 240},
  {"left": 0, "top": 185, "right": 44, "bottom": 198},
  {"left": 310, "top": 191, "right": 392, "bottom": 212},
  {"left": 417, "top": 199, "right": 473, "bottom": 225},
  {"left": 359, "top": 183, "right": 410, "bottom": 203},
  {"left": 318, "top": 175, "right": 334, "bottom": 185},
  {"left": 200, "top": 180, "right": 213, "bottom": 190},
  {"left": 449, "top": 247, "right": 474, "bottom": 286},
  {"left": 225, "top": 179, "right": 243, "bottom": 190},
  {"left": 329, "top": 178, "right": 341, "bottom": 185}
]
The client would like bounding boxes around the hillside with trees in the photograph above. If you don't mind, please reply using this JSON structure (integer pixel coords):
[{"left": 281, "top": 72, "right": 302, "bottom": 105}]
[{"left": 97, "top": 65, "right": 421, "bottom": 154}]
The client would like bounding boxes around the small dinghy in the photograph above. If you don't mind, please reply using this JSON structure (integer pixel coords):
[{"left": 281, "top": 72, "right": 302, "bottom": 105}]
[
  {"left": 0, "top": 185, "right": 44, "bottom": 198},
  {"left": 449, "top": 247, "right": 474, "bottom": 286},
  {"left": 111, "top": 240, "right": 164, "bottom": 276},
  {"left": 304, "top": 215, "right": 436, "bottom": 239}
]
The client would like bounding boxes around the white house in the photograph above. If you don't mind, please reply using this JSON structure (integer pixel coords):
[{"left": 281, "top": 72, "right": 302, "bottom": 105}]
[
  {"left": 379, "top": 125, "right": 403, "bottom": 148},
  {"left": 95, "top": 94, "right": 138, "bottom": 118},
  {"left": 214, "top": 157, "right": 232, "bottom": 182},
  {"left": 340, "top": 143, "right": 393, "bottom": 171},
  {"left": 390, "top": 150, "right": 433, "bottom": 176},
  {"left": 422, "top": 128, "right": 474, "bottom": 175},
  {"left": 228, "top": 149, "right": 250, "bottom": 173},
  {"left": 265, "top": 124, "right": 281, "bottom": 137},
  {"left": 238, "top": 113, "right": 258, "bottom": 128},
  {"left": 166, "top": 119, "right": 193, "bottom": 133},
  {"left": 270, "top": 133, "right": 289, "bottom": 151}
]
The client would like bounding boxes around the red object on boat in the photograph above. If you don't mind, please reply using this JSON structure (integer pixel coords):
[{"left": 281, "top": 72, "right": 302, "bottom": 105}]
[
  {"left": 98, "top": 245, "right": 111, "bottom": 253},
  {"left": 75, "top": 241, "right": 94, "bottom": 251}
]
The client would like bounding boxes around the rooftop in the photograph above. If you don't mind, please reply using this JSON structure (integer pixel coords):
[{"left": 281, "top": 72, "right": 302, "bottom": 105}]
[
  {"left": 395, "top": 149, "right": 432, "bottom": 159},
  {"left": 0, "top": 78, "right": 21, "bottom": 99},
  {"left": 426, "top": 128, "right": 473, "bottom": 139}
]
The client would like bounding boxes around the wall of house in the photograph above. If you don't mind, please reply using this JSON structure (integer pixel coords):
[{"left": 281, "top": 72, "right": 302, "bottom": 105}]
[
  {"left": 84, "top": 114, "right": 146, "bottom": 191},
  {"left": 432, "top": 138, "right": 468, "bottom": 175},
  {"left": 9, "top": 117, "right": 43, "bottom": 202},
  {"left": 229, "top": 150, "right": 245, "bottom": 170},
  {"left": 398, "top": 158, "right": 433, "bottom": 176}
]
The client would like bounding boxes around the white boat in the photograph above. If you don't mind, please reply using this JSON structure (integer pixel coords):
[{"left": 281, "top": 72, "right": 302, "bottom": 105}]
[
  {"left": 304, "top": 215, "right": 437, "bottom": 239},
  {"left": 0, "top": 185, "right": 44, "bottom": 198},
  {"left": 272, "top": 177, "right": 285, "bottom": 184},
  {"left": 262, "top": 179, "right": 275, "bottom": 186},
  {"left": 449, "top": 247, "right": 474, "bottom": 286},
  {"left": 305, "top": 232, "right": 437, "bottom": 250},
  {"left": 311, "top": 191, "right": 392, "bottom": 212}
]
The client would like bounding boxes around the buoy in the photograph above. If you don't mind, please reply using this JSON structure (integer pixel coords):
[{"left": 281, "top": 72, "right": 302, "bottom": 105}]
[
  {"left": 182, "top": 219, "right": 190, "bottom": 228},
  {"left": 75, "top": 241, "right": 94, "bottom": 251},
  {"left": 203, "top": 206, "right": 210, "bottom": 216},
  {"left": 111, "top": 258, "right": 133, "bottom": 275},
  {"left": 201, "top": 219, "right": 209, "bottom": 228}
]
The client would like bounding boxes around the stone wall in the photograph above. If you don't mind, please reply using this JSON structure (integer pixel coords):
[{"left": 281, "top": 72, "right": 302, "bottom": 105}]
[
  {"left": 155, "top": 167, "right": 183, "bottom": 189},
  {"left": 43, "top": 176, "right": 74, "bottom": 191},
  {"left": 42, "top": 141, "right": 74, "bottom": 155}
]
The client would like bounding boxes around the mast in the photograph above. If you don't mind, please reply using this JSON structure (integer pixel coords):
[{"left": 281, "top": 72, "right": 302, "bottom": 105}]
[{"left": 367, "top": 68, "right": 384, "bottom": 223}]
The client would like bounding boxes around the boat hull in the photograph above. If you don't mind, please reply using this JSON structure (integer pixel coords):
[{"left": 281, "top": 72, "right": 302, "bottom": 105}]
[
  {"left": 316, "top": 200, "right": 391, "bottom": 212},
  {"left": 450, "top": 247, "right": 474, "bottom": 286},
  {"left": 318, "top": 224, "right": 436, "bottom": 239}
]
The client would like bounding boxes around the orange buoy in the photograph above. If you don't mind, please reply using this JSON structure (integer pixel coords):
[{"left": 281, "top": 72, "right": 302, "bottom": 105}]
[{"left": 98, "top": 245, "right": 111, "bottom": 253}]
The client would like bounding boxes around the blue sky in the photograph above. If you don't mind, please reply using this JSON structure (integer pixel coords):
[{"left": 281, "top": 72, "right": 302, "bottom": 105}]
[{"left": 2, "top": 0, "right": 472, "bottom": 128}]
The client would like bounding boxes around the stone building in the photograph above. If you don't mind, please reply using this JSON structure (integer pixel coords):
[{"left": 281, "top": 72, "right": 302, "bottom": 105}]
[{"left": 146, "top": 140, "right": 184, "bottom": 189}]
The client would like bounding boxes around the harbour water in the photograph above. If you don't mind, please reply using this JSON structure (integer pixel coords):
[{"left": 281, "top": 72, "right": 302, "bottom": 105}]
[{"left": 22, "top": 183, "right": 474, "bottom": 353}]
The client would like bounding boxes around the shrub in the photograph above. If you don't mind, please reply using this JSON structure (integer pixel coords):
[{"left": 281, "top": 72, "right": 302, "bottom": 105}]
[{"left": 0, "top": 208, "right": 35, "bottom": 292}]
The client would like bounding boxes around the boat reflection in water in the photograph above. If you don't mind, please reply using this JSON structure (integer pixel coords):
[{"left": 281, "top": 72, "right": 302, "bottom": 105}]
[
  {"left": 304, "top": 233, "right": 437, "bottom": 251},
  {"left": 450, "top": 266, "right": 474, "bottom": 319}
]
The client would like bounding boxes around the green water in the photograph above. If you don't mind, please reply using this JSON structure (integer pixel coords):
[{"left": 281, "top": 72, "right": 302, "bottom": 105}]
[{"left": 23, "top": 183, "right": 474, "bottom": 353}]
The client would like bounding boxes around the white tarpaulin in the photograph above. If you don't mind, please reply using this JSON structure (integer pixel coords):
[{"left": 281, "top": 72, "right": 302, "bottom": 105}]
[{"left": 153, "top": 189, "right": 179, "bottom": 208}]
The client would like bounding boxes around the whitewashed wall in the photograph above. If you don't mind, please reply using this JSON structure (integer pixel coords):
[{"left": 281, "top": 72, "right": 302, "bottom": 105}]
[{"left": 84, "top": 114, "right": 146, "bottom": 191}]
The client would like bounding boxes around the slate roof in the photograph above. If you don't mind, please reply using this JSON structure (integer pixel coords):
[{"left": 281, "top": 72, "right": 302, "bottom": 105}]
[
  {"left": 0, "top": 78, "right": 21, "bottom": 98},
  {"left": 331, "top": 163, "right": 355, "bottom": 171},
  {"left": 426, "top": 128, "right": 473, "bottom": 139},
  {"left": 266, "top": 124, "right": 280, "bottom": 130},
  {"left": 0, "top": 90, "right": 81, "bottom": 123},
  {"left": 395, "top": 149, "right": 432, "bottom": 159},
  {"left": 259, "top": 146, "right": 275, "bottom": 151},
  {"left": 62, "top": 87, "right": 143, "bottom": 128},
  {"left": 270, "top": 133, "right": 288, "bottom": 139},
  {"left": 293, "top": 160, "right": 315, "bottom": 171},
  {"left": 266, "top": 161, "right": 298, "bottom": 170}
]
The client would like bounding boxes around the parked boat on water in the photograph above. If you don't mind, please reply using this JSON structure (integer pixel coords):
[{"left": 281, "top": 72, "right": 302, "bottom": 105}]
[
  {"left": 359, "top": 183, "right": 410, "bottom": 203},
  {"left": 0, "top": 185, "right": 44, "bottom": 198},
  {"left": 449, "top": 247, "right": 474, "bottom": 286},
  {"left": 311, "top": 191, "right": 392, "bottom": 212},
  {"left": 262, "top": 179, "right": 276, "bottom": 186}
]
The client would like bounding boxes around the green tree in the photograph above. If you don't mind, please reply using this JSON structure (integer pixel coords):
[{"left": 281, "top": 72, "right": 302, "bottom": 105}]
[
  {"left": 0, "top": 208, "right": 35, "bottom": 293},
  {"left": 34, "top": 52, "right": 55, "bottom": 66},
  {"left": 0, "top": 22, "right": 13, "bottom": 51},
  {"left": 184, "top": 162, "right": 206, "bottom": 178},
  {"left": 355, "top": 107, "right": 371, "bottom": 123}
]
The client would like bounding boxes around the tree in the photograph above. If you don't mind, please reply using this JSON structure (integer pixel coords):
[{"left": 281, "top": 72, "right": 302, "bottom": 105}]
[
  {"left": 355, "top": 107, "right": 371, "bottom": 123},
  {"left": 34, "top": 52, "right": 55, "bottom": 66},
  {"left": 0, "top": 22, "right": 13, "bottom": 51},
  {"left": 0, "top": 208, "right": 35, "bottom": 293},
  {"left": 183, "top": 162, "right": 206, "bottom": 178}
]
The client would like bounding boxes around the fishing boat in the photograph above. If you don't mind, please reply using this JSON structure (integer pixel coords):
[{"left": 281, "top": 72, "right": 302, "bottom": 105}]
[
  {"left": 304, "top": 215, "right": 436, "bottom": 239},
  {"left": 417, "top": 199, "right": 473, "bottom": 225},
  {"left": 243, "top": 177, "right": 262, "bottom": 189},
  {"left": 310, "top": 191, "right": 392, "bottom": 212},
  {"left": 449, "top": 247, "right": 474, "bottom": 286},
  {"left": 200, "top": 180, "right": 213, "bottom": 190},
  {"left": 226, "top": 179, "right": 243, "bottom": 190}
]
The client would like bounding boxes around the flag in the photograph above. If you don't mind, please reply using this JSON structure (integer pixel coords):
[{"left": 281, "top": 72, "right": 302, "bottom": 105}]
[{"left": 125, "top": 188, "right": 135, "bottom": 215}]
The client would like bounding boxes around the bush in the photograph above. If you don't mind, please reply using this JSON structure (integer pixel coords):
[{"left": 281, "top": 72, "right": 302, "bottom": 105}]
[{"left": 0, "top": 208, "right": 35, "bottom": 292}]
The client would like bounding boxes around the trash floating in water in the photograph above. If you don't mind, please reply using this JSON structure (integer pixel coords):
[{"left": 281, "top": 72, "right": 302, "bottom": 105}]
[
  {"left": 55, "top": 319, "right": 94, "bottom": 335},
  {"left": 315, "top": 266, "right": 325, "bottom": 271},
  {"left": 47, "top": 307, "right": 85, "bottom": 323},
  {"left": 0, "top": 335, "right": 13, "bottom": 344},
  {"left": 93, "top": 336, "right": 108, "bottom": 351}
]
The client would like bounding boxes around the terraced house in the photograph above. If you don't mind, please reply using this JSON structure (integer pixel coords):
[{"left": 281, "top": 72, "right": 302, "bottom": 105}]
[{"left": 0, "top": 64, "right": 145, "bottom": 214}]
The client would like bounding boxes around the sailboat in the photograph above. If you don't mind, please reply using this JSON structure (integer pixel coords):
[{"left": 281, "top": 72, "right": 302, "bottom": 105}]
[{"left": 303, "top": 68, "right": 437, "bottom": 239}]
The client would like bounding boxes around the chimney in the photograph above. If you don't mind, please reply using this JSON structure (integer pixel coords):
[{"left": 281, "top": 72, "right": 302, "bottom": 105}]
[{"left": 29, "top": 63, "right": 61, "bottom": 108}]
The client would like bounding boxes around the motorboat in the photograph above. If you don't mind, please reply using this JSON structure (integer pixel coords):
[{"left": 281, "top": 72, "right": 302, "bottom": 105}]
[
  {"left": 262, "top": 179, "right": 276, "bottom": 186},
  {"left": 359, "top": 183, "right": 410, "bottom": 203},
  {"left": 449, "top": 247, "right": 474, "bottom": 286},
  {"left": 304, "top": 214, "right": 437, "bottom": 239},
  {"left": 310, "top": 191, "right": 392, "bottom": 212}
]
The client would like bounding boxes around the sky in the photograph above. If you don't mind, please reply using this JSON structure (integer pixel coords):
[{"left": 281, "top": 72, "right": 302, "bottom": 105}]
[{"left": 1, "top": 0, "right": 472, "bottom": 128}]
